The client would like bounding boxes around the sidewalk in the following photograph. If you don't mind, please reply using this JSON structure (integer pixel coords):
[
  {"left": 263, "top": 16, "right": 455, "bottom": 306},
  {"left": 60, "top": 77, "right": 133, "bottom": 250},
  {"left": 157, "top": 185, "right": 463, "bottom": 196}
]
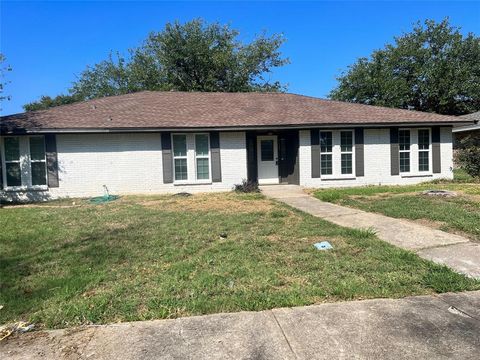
[
  {"left": 1, "top": 291, "right": 479, "bottom": 359},
  {"left": 261, "top": 185, "right": 480, "bottom": 278}
]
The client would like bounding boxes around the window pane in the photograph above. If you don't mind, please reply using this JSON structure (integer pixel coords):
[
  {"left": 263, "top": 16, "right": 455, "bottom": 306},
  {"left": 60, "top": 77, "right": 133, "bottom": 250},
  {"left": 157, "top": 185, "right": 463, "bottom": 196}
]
[
  {"left": 400, "top": 152, "right": 410, "bottom": 173},
  {"left": 320, "top": 132, "right": 332, "bottom": 153},
  {"left": 320, "top": 154, "right": 332, "bottom": 175},
  {"left": 340, "top": 132, "right": 353, "bottom": 152},
  {"left": 6, "top": 163, "right": 21, "bottom": 186},
  {"left": 173, "top": 135, "right": 187, "bottom": 157},
  {"left": 5, "top": 137, "right": 20, "bottom": 161},
  {"left": 196, "top": 158, "right": 209, "bottom": 180},
  {"left": 419, "top": 151, "right": 429, "bottom": 172},
  {"left": 174, "top": 159, "right": 188, "bottom": 180},
  {"left": 195, "top": 134, "right": 209, "bottom": 156},
  {"left": 341, "top": 154, "right": 353, "bottom": 174},
  {"left": 260, "top": 140, "right": 274, "bottom": 161},
  {"left": 399, "top": 130, "right": 410, "bottom": 151},
  {"left": 31, "top": 162, "right": 47, "bottom": 186},
  {"left": 30, "top": 137, "right": 46, "bottom": 160},
  {"left": 418, "top": 130, "right": 429, "bottom": 150}
]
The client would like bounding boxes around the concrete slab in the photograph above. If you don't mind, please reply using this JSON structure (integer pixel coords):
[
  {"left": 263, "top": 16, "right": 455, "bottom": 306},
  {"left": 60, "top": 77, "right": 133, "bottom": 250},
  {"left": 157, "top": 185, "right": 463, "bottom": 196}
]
[
  {"left": 261, "top": 185, "right": 479, "bottom": 278},
  {"left": 418, "top": 242, "right": 480, "bottom": 279},
  {"left": 2, "top": 292, "right": 480, "bottom": 360}
]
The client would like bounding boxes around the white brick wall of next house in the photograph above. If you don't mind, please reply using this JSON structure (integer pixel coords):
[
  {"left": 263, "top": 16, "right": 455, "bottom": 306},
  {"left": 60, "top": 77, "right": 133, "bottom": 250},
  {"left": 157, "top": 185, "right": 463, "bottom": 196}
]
[
  {"left": 299, "top": 127, "right": 453, "bottom": 188},
  {"left": 1, "top": 131, "right": 247, "bottom": 201}
]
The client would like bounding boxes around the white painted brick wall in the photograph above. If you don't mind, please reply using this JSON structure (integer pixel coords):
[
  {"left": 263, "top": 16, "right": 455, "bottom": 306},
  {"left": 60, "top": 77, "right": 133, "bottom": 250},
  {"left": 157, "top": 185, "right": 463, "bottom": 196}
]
[
  {"left": 1, "top": 132, "right": 247, "bottom": 200},
  {"left": 299, "top": 127, "right": 453, "bottom": 188}
]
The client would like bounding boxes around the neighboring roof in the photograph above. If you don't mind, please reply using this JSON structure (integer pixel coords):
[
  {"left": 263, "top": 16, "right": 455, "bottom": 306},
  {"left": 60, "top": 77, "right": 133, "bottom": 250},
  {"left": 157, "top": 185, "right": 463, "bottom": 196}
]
[
  {"left": 453, "top": 111, "right": 480, "bottom": 133},
  {"left": 460, "top": 111, "right": 480, "bottom": 122},
  {"left": 0, "top": 91, "right": 470, "bottom": 133}
]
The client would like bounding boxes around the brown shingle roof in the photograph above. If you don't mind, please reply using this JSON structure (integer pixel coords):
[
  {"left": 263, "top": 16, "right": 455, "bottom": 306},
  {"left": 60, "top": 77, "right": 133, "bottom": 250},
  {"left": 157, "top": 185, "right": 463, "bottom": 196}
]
[{"left": 1, "top": 91, "right": 467, "bottom": 133}]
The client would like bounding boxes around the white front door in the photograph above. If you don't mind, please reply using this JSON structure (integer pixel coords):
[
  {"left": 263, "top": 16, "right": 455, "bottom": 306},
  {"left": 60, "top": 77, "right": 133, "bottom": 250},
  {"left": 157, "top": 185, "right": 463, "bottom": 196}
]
[{"left": 257, "top": 135, "right": 279, "bottom": 184}]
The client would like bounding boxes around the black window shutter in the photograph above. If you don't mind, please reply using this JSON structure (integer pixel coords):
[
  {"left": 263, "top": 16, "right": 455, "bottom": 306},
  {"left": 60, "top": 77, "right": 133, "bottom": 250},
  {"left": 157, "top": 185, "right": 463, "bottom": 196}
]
[
  {"left": 432, "top": 126, "right": 441, "bottom": 173},
  {"left": 390, "top": 128, "right": 399, "bottom": 176},
  {"left": 161, "top": 132, "right": 173, "bottom": 183},
  {"left": 311, "top": 129, "right": 320, "bottom": 178},
  {"left": 246, "top": 132, "right": 258, "bottom": 182},
  {"left": 210, "top": 132, "right": 222, "bottom": 182},
  {"left": 355, "top": 128, "right": 365, "bottom": 177},
  {"left": 45, "top": 134, "right": 59, "bottom": 188}
]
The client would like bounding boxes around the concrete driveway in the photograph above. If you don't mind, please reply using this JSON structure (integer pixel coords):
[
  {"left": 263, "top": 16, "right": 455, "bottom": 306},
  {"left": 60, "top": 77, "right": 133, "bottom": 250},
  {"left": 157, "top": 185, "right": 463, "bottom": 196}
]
[
  {"left": 1, "top": 291, "right": 479, "bottom": 359},
  {"left": 261, "top": 185, "right": 480, "bottom": 278}
]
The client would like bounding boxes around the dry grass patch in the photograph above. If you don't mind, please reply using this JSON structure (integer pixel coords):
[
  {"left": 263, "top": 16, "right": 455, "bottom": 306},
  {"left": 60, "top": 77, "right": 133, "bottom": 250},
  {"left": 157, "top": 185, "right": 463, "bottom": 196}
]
[{"left": 140, "top": 192, "right": 275, "bottom": 213}]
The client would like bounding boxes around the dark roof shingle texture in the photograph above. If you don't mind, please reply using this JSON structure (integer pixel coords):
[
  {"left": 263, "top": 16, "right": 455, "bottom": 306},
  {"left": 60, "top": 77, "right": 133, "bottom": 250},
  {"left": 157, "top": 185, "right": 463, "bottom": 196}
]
[{"left": 1, "top": 91, "right": 465, "bottom": 133}]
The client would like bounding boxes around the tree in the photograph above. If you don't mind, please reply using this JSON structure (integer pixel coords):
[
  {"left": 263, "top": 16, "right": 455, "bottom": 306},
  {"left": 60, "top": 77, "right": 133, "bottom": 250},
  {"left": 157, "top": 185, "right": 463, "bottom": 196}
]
[
  {"left": 25, "top": 19, "right": 288, "bottom": 111},
  {"left": 0, "top": 53, "right": 12, "bottom": 106},
  {"left": 330, "top": 19, "right": 480, "bottom": 115},
  {"left": 23, "top": 94, "right": 81, "bottom": 112}
]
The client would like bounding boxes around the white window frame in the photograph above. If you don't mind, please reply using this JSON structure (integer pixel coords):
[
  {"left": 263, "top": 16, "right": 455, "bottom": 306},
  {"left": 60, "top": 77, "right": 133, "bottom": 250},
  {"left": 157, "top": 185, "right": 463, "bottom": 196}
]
[
  {"left": 194, "top": 133, "right": 211, "bottom": 182},
  {"left": 340, "top": 130, "right": 354, "bottom": 175},
  {"left": 172, "top": 134, "right": 188, "bottom": 183},
  {"left": 399, "top": 129, "right": 411, "bottom": 174},
  {"left": 171, "top": 133, "right": 212, "bottom": 184},
  {"left": 319, "top": 129, "right": 356, "bottom": 179},
  {"left": 417, "top": 128, "right": 431, "bottom": 173},
  {"left": 1, "top": 135, "right": 48, "bottom": 191},
  {"left": 398, "top": 128, "right": 433, "bottom": 177},
  {"left": 320, "top": 131, "right": 333, "bottom": 176}
]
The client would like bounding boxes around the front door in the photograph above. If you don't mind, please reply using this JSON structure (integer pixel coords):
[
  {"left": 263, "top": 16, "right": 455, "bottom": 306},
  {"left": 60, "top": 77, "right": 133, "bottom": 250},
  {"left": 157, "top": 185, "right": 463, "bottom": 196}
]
[{"left": 257, "top": 135, "right": 279, "bottom": 184}]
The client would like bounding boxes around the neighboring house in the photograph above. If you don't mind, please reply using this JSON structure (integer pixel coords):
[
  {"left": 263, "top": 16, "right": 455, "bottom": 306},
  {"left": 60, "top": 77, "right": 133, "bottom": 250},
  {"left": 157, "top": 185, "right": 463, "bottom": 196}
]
[
  {"left": 453, "top": 111, "right": 480, "bottom": 148},
  {"left": 0, "top": 91, "right": 473, "bottom": 202}
]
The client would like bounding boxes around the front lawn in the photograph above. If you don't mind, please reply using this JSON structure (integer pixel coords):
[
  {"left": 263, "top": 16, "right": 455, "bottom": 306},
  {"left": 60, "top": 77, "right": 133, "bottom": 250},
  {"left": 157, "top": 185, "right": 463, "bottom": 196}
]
[
  {"left": 314, "top": 182, "right": 480, "bottom": 242},
  {"left": 1, "top": 192, "right": 478, "bottom": 329}
]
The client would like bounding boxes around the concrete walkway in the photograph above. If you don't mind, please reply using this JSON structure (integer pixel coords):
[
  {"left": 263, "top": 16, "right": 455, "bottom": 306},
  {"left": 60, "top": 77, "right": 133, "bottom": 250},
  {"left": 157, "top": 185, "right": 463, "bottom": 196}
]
[
  {"left": 261, "top": 185, "right": 480, "bottom": 278},
  {"left": 1, "top": 291, "right": 479, "bottom": 359}
]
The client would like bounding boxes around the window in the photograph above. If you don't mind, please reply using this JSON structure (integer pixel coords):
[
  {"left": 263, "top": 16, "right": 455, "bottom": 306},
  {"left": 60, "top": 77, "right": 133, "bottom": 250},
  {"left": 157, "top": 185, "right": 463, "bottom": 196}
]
[
  {"left": 418, "top": 129, "right": 430, "bottom": 172},
  {"left": 340, "top": 131, "right": 353, "bottom": 174},
  {"left": 29, "top": 137, "right": 47, "bottom": 186},
  {"left": 320, "top": 131, "right": 333, "bottom": 175},
  {"left": 2, "top": 136, "right": 48, "bottom": 189},
  {"left": 260, "top": 140, "right": 274, "bottom": 161},
  {"left": 4, "top": 137, "right": 22, "bottom": 187},
  {"left": 195, "top": 134, "right": 210, "bottom": 180},
  {"left": 399, "top": 130, "right": 410, "bottom": 173},
  {"left": 172, "top": 135, "right": 188, "bottom": 181}
]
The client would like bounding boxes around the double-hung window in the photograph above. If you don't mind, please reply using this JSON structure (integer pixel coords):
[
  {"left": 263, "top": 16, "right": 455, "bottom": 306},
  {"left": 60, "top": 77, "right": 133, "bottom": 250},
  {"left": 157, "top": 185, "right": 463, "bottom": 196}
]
[
  {"left": 171, "top": 133, "right": 211, "bottom": 182},
  {"left": 418, "top": 129, "right": 430, "bottom": 172},
  {"left": 399, "top": 130, "right": 411, "bottom": 173},
  {"left": 172, "top": 135, "right": 188, "bottom": 181},
  {"left": 340, "top": 131, "right": 353, "bottom": 175},
  {"left": 195, "top": 134, "right": 210, "bottom": 180},
  {"left": 1, "top": 136, "right": 47, "bottom": 189},
  {"left": 320, "top": 131, "right": 333, "bottom": 175}
]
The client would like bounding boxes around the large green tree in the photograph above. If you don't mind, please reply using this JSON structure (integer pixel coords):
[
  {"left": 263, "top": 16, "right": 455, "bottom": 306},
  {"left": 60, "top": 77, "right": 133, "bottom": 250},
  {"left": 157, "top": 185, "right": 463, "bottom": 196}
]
[
  {"left": 330, "top": 19, "right": 480, "bottom": 115},
  {"left": 25, "top": 19, "right": 288, "bottom": 111}
]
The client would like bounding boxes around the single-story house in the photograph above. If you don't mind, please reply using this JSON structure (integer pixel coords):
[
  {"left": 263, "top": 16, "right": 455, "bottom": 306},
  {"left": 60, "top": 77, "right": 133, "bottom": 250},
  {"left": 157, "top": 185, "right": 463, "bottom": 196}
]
[
  {"left": 0, "top": 91, "right": 473, "bottom": 202},
  {"left": 453, "top": 111, "right": 480, "bottom": 147}
]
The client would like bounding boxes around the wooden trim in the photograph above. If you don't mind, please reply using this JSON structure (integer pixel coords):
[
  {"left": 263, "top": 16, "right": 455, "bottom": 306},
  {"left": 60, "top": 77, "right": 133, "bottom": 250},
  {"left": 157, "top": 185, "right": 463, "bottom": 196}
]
[
  {"left": 354, "top": 128, "right": 364, "bottom": 177},
  {"left": 161, "top": 132, "right": 173, "bottom": 183},
  {"left": 45, "top": 134, "right": 59, "bottom": 188},
  {"left": 310, "top": 129, "right": 320, "bottom": 178},
  {"left": 390, "top": 128, "right": 400, "bottom": 176},
  {"left": 432, "top": 126, "right": 441, "bottom": 173},
  {"left": 210, "top": 132, "right": 222, "bottom": 182}
]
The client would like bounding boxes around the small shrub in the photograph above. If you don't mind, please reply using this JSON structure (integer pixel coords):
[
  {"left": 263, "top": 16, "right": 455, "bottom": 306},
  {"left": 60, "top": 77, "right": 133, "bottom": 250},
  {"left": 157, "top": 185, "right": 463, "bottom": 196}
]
[
  {"left": 234, "top": 179, "right": 260, "bottom": 193},
  {"left": 456, "top": 134, "right": 480, "bottom": 178}
]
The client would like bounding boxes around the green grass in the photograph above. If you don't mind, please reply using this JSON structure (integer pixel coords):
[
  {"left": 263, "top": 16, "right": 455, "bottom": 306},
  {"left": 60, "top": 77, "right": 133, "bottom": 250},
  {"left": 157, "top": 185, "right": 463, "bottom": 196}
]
[
  {"left": 314, "top": 180, "right": 480, "bottom": 241},
  {"left": 1, "top": 192, "right": 478, "bottom": 329}
]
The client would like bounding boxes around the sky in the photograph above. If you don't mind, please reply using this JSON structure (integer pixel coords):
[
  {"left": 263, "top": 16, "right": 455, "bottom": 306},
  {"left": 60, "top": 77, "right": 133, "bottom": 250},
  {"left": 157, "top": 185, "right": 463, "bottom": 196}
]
[{"left": 1, "top": 1, "right": 479, "bottom": 115}]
